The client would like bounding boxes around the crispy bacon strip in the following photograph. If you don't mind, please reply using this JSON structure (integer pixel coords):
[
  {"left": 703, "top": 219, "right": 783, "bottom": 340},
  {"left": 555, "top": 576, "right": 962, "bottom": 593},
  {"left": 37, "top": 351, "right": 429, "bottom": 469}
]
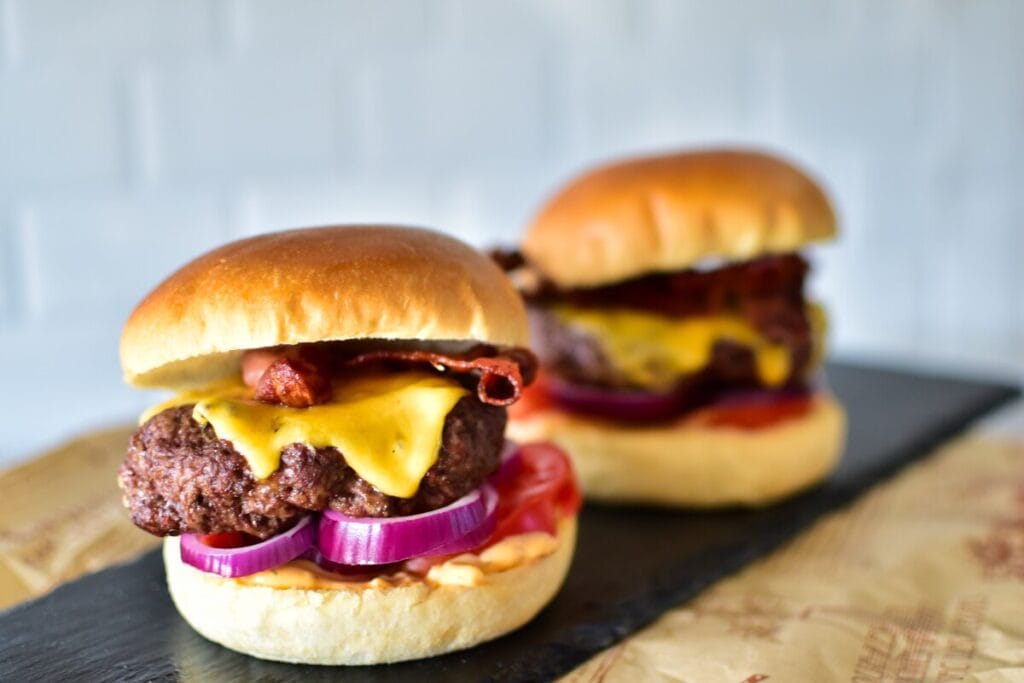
[
  {"left": 492, "top": 249, "right": 810, "bottom": 322},
  {"left": 344, "top": 347, "right": 538, "bottom": 406},
  {"left": 242, "top": 348, "right": 286, "bottom": 388},
  {"left": 253, "top": 357, "right": 332, "bottom": 408},
  {"left": 243, "top": 344, "right": 537, "bottom": 408}
]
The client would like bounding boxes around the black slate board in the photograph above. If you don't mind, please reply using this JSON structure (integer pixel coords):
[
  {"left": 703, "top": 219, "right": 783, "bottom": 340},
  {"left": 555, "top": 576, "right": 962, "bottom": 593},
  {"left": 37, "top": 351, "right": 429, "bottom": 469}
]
[{"left": 0, "top": 361, "right": 1018, "bottom": 683}]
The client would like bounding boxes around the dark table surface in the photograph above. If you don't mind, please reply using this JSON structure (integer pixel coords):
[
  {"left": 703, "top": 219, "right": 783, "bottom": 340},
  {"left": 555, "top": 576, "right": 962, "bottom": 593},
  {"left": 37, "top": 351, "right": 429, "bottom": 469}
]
[{"left": 0, "top": 361, "right": 1018, "bottom": 683}]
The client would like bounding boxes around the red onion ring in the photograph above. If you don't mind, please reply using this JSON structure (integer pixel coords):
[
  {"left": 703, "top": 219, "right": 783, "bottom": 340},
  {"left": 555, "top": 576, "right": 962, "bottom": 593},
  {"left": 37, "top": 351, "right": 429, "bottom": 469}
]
[
  {"left": 318, "top": 484, "right": 498, "bottom": 565},
  {"left": 426, "top": 485, "right": 498, "bottom": 556},
  {"left": 179, "top": 515, "right": 315, "bottom": 578},
  {"left": 298, "top": 548, "right": 398, "bottom": 581},
  {"left": 710, "top": 386, "right": 810, "bottom": 407},
  {"left": 547, "top": 379, "right": 682, "bottom": 421},
  {"left": 299, "top": 489, "right": 498, "bottom": 580}
]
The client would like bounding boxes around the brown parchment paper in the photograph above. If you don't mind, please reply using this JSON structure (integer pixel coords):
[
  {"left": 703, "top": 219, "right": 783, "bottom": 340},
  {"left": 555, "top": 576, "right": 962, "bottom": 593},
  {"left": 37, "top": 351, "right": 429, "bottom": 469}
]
[
  {"left": 564, "top": 435, "right": 1024, "bottom": 682},
  {"left": 0, "top": 426, "right": 158, "bottom": 611}
]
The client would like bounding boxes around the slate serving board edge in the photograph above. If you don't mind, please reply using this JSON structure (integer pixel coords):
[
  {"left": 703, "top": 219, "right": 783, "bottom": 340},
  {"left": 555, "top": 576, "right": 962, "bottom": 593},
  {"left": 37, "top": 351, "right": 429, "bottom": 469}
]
[{"left": 490, "top": 369, "right": 1021, "bottom": 681}]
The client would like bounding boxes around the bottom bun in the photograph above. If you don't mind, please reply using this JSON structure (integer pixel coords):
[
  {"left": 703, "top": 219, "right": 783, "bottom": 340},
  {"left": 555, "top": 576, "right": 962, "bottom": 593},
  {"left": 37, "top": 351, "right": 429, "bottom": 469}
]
[
  {"left": 509, "top": 393, "right": 846, "bottom": 507},
  {"left": 164, "top": 517, "right": 576, "bottom": 665}
]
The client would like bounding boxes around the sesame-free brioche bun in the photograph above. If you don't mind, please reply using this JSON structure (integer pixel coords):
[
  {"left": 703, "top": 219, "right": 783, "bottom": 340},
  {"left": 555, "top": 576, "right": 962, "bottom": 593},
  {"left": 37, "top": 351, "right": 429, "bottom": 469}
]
[
  {"left": 508, "top": 393, "right": 845, "bottom": 507},
  {"left": 523, "top": 149, "right": 837, "bottom": 288},
  {"left": 163, "top": 518, "right": 576, "bottom": 665},
  {"left": 121, "top": 225, "right": 529, "bottom": 389}
]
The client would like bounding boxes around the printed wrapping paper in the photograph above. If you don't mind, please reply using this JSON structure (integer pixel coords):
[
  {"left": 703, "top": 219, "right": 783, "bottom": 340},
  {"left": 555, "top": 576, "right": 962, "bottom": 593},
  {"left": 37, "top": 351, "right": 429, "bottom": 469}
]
[
  {"left": 0, "top": 426, "right": 158, "bottom": 611},
  {"left": 564, "top": 436, "right": 1024, "bottom": 682}
]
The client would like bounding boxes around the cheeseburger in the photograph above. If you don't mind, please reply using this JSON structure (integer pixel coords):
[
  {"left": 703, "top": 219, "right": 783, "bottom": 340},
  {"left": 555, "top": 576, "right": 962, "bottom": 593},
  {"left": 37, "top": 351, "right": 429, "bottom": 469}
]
[
  {"left": 117, "top": 226, "right": 580, "bottom": 665},
  {"left": 497, "top": 149, "right": 846, "bottom": 507}
]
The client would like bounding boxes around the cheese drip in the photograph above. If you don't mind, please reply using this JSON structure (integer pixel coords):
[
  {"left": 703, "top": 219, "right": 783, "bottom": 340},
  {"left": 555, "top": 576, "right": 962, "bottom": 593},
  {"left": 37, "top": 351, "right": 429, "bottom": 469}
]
[
  {"left": 138, "top": 378, "right": 250, "bottom": 425},
  {"left": 552, "top": 306, "right": 799, "bottom": 390},
  {"left": 140, "top": 372, "right": 469, "bottom": 498}
]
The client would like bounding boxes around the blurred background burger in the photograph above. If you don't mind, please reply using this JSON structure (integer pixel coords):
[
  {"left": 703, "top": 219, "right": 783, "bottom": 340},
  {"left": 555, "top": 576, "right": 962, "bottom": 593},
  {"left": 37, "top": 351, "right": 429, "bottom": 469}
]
[{"left": 497, "top": 149, "right": 845, "bottom": 506}]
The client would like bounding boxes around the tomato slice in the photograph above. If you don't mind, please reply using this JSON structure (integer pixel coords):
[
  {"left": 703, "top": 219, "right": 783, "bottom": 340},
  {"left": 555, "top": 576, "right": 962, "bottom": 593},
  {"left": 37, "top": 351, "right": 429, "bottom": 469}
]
[
  {"left": 400, "top": 443, "right": 580, "bottom": 574},
  {"left": 508, "top": 372, "right": 557, "bottom": 421},
  {"left": 197, "top": 532, "right": 254, "bottom": 548},
  {"left": 694, "top": 395, "right": 813, "bottom": 429},
  {"left": 488, "top": 442, "right": 582, "bottom": 545},
  {"left": 514, "top": 371, "right": 809, "bottom": 430}
]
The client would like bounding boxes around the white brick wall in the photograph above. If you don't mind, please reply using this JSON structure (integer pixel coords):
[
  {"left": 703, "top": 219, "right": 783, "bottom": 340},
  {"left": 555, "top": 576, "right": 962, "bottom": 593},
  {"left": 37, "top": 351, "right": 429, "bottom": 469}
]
[
  {"left": 0, "top": 66, "right": 125, "bottom": 191},
  {"left": 19, "top": 193, "right": 230, "bottom": 322},
  {"left": 13, "top": 0, "right": 215, "bottom": 63},
  {"left": 153, "top": 57, "right": 347, "bottom": 181},
  {"left": 1, "top": 0, "right": 1022, "bottom": 466}
]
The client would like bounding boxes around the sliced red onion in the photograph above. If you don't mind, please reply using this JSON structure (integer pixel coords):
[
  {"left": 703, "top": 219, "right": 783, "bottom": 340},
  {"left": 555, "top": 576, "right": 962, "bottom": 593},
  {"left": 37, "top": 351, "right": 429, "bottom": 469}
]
[
  {"left": 711, "top": 385, "right": 810, "bottom": 407},
  {"left": 179, "top": 515, "right": 315, "bottom": 578},
  {"left": 426, "top": 485, "right": 497, "bottom": 556},
  {"left": 318, "top": 484, "right": 498, "bottom": 565},
  {"left": 299, "top": 548, "right": 395, "bottom": 581},
  {"left": 547, "top": 379, "right": 682, "bottom": 421}
]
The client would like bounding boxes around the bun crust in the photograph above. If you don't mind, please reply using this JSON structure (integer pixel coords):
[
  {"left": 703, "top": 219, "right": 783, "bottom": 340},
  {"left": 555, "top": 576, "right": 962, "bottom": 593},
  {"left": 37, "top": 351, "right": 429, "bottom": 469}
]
[
  {"left": 508, "top": 394, "right": 845, "bottom": 507},
  {"left": 523, "top": 149, "right": 836, "bottom": 287},
  {"left": 121, "top": 226, "right": 529, "bottom": 388},
  {"left": 163, "top": 518, "right": 576, "bottom": 665}
]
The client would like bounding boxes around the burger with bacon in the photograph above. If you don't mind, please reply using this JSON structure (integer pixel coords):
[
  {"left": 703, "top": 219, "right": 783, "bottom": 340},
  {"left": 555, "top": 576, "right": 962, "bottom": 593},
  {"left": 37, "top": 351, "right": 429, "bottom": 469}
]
[
  {"left": 497, "top": 149, "right": 846, "bottom": 507},
  {"left": 117, "top": 226, "right": 581, "bottom": 665}
]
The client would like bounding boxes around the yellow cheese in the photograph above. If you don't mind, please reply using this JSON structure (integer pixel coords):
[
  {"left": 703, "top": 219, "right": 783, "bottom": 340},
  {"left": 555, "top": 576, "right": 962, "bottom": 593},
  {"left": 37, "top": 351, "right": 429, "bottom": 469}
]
[
  {"left": 141, "top": 371, "right": 468, "bottom": 498},
  {"left": 138, "top": 377, "right": 249, "bottom": 425},
  {"left": 551, "top": 306, "right": 798, "bottom": 390}
]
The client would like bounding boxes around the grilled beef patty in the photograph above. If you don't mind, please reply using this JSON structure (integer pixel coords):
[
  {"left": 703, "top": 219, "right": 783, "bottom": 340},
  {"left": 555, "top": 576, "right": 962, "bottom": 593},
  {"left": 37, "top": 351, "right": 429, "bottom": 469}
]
[{"left": 119, "top": 396, "right": 506, "bottom": 539}]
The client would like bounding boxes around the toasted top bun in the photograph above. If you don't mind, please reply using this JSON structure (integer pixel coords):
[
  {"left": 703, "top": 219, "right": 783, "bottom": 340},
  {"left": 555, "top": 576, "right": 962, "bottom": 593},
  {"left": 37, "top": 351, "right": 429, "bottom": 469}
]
[
  {"left": 523, "top": 149, "right": 837, "bottom": 288},
  {"left": 121, "top": 225, "right": 529, "bottom": 388}
]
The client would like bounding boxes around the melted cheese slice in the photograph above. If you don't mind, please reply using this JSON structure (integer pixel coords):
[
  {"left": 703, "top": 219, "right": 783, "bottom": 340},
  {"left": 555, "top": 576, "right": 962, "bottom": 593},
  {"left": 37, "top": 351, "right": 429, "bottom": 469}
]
[
  {"left": 142, "top": 372, "right": 468, "bottom": 498},
  {"left": 138, "top": 378, "right": 250, "bottom": 425},
  {"left": 552, "top": 305, "right": 800, "bottom": 390}
]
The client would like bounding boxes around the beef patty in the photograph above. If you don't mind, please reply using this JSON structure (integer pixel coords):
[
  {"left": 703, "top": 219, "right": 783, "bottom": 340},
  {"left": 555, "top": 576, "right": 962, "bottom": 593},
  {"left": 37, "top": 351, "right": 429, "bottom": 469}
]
[{"left": 119, "top": 396, "right": 506, "bottom": 538}]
